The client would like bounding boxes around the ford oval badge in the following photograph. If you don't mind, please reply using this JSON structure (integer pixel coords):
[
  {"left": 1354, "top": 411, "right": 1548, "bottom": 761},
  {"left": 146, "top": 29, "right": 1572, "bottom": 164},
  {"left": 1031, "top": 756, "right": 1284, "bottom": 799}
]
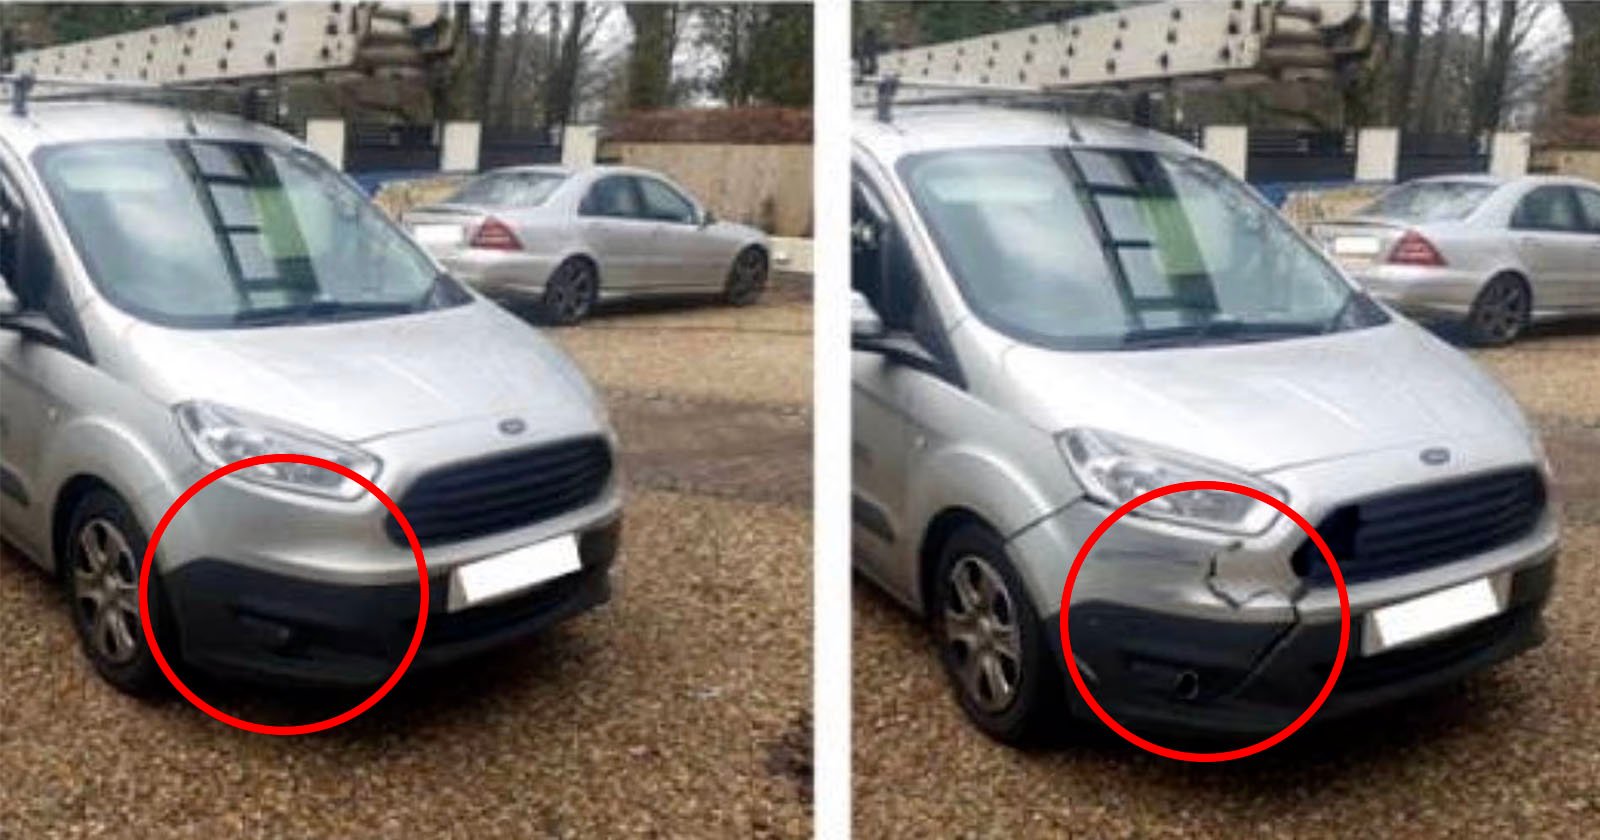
[
  {"left": 1420, "top": 446, "right": 1450, "bottom": 466},
  {"left": 498, "top": 418, "right": 527, "bottom": 436}
]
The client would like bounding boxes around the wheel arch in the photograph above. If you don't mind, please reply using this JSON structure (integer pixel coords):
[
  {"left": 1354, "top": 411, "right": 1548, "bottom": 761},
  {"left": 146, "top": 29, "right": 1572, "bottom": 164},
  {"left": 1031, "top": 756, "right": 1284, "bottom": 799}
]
[{"left": 916, "top": 507, "right": 999, "bottom": 619}]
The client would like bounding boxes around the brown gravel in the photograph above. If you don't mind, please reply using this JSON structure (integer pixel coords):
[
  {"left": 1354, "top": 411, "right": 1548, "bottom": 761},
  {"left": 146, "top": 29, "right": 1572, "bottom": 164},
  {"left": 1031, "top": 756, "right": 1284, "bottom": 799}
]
[
  {"left": 0, "top": 284, "right": 812, "bottom": 838},
  {"left": 854, "top": 324, "right": 1600, "bottom": 839}
]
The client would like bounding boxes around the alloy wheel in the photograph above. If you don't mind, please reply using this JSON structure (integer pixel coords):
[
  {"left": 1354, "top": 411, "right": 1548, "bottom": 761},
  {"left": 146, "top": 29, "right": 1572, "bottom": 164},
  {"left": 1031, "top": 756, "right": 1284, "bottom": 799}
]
[
  {"left": 727, "top": 249, "right": 767, "bottom": 304},
  {"left": 943, "top": 554, "right": 1023, "bottom": 714},
  {"left": 547, "top": 262, "right": 597, "bottom": 323},
  {"left": 72, "top": 517, "right": 143, "bottom": 665},
  {"left": 1472, "top": 279, "right": 1528, "bottom": 343}
]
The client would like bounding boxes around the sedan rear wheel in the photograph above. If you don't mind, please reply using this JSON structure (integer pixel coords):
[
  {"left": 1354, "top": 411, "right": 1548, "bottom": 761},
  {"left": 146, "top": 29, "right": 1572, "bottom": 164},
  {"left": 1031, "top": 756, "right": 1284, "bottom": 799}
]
[
  {"left": 543, "top": 259, "right": 599, "bottom": 326},
  {"left": 1466, "top": 275, "right": 1530, "bottom": 346}
]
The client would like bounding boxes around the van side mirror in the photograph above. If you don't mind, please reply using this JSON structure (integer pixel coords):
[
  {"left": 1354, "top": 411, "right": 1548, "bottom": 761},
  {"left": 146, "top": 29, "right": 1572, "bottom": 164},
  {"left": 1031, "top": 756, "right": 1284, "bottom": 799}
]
[
  {"left": 851, "top": 290, "right": 885, "bottom": 340},
  {"left": 0, "top": 279, "right": 69, "bottom": 349},
  {"left": 699, "top": 208, "right": 717, "bottom": 227}
]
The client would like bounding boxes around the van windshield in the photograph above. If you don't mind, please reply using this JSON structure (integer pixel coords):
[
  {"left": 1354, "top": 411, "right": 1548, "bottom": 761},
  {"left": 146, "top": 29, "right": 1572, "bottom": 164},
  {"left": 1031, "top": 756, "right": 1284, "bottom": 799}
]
[
  {"left": 899, "top": 146, "right": 1385, "bottom": 350},
  {"left": 35, "top": 139, "right": 467, "bottom": 328}
]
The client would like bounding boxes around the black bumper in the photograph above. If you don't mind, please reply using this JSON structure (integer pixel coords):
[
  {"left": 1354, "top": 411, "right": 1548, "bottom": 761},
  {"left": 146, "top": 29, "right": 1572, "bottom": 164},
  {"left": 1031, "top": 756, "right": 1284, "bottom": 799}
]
[
  {"left": 1051, "top": 557, "right": 1555, "bottom": 741},
  {"left": 162, "top": 520, "right": 621, "bottom": 688}
]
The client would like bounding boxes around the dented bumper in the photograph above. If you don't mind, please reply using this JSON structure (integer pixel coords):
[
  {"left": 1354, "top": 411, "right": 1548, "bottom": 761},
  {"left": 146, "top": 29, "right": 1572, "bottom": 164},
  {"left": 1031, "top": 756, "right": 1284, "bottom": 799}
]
[{"left": 1011, "top": 473, "right": 1559, "bottom": 739}]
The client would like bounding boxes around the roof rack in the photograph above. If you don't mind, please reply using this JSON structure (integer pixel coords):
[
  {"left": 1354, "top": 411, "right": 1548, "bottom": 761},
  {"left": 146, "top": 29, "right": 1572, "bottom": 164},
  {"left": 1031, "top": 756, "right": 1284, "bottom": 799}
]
[
  {"left": 859, "top": 0, "right": 1378, "bottom": 122},
  {"left": 1, "top": 3, "right": 456, "bottom": 117}
]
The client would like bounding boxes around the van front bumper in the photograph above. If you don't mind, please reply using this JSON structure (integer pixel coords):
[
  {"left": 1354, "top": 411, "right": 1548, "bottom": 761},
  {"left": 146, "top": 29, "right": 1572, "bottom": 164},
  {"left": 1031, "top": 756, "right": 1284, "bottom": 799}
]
[
  {"left": 160, "top": 519, "right": 620, "bottom": 687},
  {"left": 1044, "top": 556, "right": 1553, "bottom": 741}
]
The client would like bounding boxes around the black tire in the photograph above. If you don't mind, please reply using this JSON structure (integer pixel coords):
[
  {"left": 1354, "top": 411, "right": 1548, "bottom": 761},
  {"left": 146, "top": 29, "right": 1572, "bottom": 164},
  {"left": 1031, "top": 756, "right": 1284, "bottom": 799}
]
[
  {"left": 63, "top": 489, "right": 168, "bottom": 697},
  {"left": 1466, "top": 274, "right": 1531, "bottom": 346},
  {"left": 724, "top": 247, "right": 768, "bottom": 306},
  {"left": 542, "top": 258, "right": 600, "bottom": 326},
  {"left": 932, "top": 523, "right": 1064, "bottom": 746}
]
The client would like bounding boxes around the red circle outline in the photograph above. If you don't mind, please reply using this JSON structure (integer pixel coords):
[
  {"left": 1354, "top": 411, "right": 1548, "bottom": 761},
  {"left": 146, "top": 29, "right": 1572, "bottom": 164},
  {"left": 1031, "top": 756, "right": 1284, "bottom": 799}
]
[
  {"left": 137, "top": 453, "right": 428, "bottom": 736},
  {"left": 1057, "top": 480, "right": 1349, "bottom": 762}
]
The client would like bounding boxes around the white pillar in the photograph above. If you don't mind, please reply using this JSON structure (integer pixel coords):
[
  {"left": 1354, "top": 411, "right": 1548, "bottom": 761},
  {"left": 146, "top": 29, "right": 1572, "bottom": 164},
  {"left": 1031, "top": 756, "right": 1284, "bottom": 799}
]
[
  {"left": 1355, "top": 127, "right": 1399, "bottom": 182},
  {"left": 440, "top": 121, "right": 481, "bottom": 173},
  {"left": 1490, "top": 131, "right": 1531, "bottom": 178},
  {"left": 305, "top": 119, "right": 346, "bottom": 170},
  {"left": 562, "top": 125, "right": 600, "bottom": 169},
  {"left": 1203, "top": 125, "right": 1248, "bottom": 180}
]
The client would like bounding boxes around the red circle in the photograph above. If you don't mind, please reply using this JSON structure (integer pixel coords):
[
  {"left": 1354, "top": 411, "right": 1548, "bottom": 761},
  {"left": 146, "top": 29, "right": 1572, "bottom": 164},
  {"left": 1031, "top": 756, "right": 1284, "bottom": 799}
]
[
  {"left": 1057, "top": 480, "right": 1349, "bottom": 762},
  {"left": 137, "top": 453, "right": 429, "bottom": 736}
]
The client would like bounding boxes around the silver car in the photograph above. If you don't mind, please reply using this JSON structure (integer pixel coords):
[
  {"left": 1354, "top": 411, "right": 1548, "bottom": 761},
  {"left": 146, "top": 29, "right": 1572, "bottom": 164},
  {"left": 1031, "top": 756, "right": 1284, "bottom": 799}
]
[
  {"left": 401, "top": 165, "right": 771, "bottom": 325},
  {"left": 1312, "top": 174, "right": 1600, "bottom": 345},
  {"left": 851, "top": 104, "right": 1557, "bottom": 746},
  {"left": 0, "top": 102, "right": 622, "bottom": 695}
]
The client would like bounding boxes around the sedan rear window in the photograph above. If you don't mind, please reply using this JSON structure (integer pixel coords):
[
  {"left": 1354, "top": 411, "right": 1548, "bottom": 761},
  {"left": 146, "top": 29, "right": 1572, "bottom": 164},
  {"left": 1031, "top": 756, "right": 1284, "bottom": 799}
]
[
  {"left": 1356, "top": 181, "right": 1496, "bottom": 222},
  {"left": 445, "top": 171, "right": 566, "bottom": 207}
]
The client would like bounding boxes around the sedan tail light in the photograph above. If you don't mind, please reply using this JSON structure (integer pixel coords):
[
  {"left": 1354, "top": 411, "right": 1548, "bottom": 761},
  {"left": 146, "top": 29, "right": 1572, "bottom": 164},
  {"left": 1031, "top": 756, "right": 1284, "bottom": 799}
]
[
  {"left": 1387, "top": 230, "right": 1447, "bottom": 266},
  {"left": 470, "top": 217, "right": 522, "bottom": 251}
]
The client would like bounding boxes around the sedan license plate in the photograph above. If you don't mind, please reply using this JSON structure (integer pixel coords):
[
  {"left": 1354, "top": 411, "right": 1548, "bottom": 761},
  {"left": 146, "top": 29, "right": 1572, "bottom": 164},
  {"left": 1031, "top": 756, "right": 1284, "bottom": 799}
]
[
  {"left": 1361, "top": 576, "right": 1505, "bottom": 656},
  {"left": 1333, "top": 235, "right": 1381, "bottom": 256},
  {"left": 411, "top": 223, "right": 464, "bottom": 246},
  {"left": 448, "top": 534, "right": 581, "bottom": 612}
]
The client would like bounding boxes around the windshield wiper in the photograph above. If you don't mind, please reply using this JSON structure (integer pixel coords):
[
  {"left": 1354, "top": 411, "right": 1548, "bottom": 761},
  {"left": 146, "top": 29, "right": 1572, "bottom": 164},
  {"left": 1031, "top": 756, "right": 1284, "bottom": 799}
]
[
  {"left": 1120, "top": 318, "right": 1326, "bottom": 348},
  {"left": 233, "top": 298, "right": 422, "bottom": 325}
]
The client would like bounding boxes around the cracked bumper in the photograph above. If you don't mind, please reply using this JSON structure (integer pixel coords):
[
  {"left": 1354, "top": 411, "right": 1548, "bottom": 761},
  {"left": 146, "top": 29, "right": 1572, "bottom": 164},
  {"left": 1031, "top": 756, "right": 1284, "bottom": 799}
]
[{"left": 1044, "top": 558, "right": 1552, "bottom": 739}]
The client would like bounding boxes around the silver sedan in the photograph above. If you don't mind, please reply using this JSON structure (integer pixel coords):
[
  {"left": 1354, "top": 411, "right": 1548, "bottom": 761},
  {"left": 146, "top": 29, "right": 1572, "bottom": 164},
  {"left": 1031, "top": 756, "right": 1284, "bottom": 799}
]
[
  {"left": 1311, "top": 174, "right": 1600, "bottom": 345},
  {"left": 402, "top": 165, "right": 771, "bottom": 324}
]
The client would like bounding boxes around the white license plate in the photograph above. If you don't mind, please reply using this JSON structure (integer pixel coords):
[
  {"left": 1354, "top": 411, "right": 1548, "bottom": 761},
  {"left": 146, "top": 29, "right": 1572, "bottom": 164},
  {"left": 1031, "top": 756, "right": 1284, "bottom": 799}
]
[
  {"left": 411, "top": 223, "right": 463, "bottom": 246},
  {"left": 1333, "top": 235, "right": 1381, "bottom": 256},
  {"left": 448, "top": 534, "right": 581, "bottom": 612},
  {"left": 1362, "top": 576, "right": 1505, "bottom": 656}
]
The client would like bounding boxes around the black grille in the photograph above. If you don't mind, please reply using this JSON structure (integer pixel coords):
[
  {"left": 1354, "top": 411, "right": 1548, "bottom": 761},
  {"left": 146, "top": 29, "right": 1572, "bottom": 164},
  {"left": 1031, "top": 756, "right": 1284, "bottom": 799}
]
[
  {"left": 387, "top": 437, "right": 612, "bottom": 546},
  {"left": 1293, "top": 468, "right": 1545, "bottom": 584}
]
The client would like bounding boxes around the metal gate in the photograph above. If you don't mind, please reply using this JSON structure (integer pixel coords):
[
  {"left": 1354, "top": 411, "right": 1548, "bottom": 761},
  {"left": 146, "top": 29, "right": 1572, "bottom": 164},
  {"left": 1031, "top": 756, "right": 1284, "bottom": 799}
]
[
  {"left": 479, "top": 127, "right": 563, "bottom": 170},
  {"left": 343, "top": 123, "right": 441, "bottom": 174},
  {"left": 1396, "top": 133, "right": 1488, "bottom": 181},
  {"left": 1246, "top": 130, "right": 1357, "bottom": 184}
]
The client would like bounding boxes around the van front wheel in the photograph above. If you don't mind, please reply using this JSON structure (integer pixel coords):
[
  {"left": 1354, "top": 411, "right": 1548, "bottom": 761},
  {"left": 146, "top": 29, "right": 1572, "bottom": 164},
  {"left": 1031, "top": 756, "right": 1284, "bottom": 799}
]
[
  {"left": 932, "top": 523, "right": 1063, "bottom": 746},
  {"left": 64, "top": 490, "right": 167, "bottom": 697}
]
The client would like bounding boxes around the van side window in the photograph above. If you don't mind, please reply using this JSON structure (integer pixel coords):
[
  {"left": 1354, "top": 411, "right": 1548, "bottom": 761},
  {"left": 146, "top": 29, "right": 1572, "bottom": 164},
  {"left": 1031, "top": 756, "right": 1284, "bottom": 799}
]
[
  {"left": 1511, "top": 186, "right": 1583, "bottom": 233},
  {"left": 0, "top": 169, "right": 50, "bottom": 310},
  {"left": 852, "top": 178, "right": 931, "bottom": 338}
]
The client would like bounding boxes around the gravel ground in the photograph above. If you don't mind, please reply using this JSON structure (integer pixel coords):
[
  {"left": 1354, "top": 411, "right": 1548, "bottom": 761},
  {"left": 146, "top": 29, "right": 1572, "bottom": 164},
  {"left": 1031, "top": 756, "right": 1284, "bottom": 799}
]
[
  {"left": 854, "top": 320, "right": 1600, "bottom": 839},
  {"left": 0, "top": 280, "right": 812, "bottom": 838}
]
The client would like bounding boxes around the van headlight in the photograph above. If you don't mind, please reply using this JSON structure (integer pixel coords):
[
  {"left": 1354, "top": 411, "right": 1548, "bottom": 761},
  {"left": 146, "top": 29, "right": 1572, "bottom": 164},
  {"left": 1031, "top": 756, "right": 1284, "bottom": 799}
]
[
  {"left": 1058, "top": 428, "right": 1285, "bottom": 535},
  {"left": 174, "top": 401, "right": 381, "bottom": 500}
]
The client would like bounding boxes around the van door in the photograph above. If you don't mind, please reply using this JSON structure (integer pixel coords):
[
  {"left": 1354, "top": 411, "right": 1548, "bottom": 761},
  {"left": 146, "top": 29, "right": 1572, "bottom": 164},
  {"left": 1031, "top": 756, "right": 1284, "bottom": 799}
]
[
  {"left": 0, "top": 160, "right": 85, "bottom": 560},
  {"left": 851, "top": 168, "right": 962, "bottom": 601}
]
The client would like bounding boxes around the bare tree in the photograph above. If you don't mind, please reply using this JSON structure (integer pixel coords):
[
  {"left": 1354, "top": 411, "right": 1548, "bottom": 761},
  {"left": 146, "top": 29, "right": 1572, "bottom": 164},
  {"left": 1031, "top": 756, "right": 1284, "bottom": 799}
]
[
  {"left": 1393, "top": 0, "right": 1424, "bottom": 127},
  {"left": 1567, "top": 1, "right": 1600, "bottom": 115},
  {"left": 1415, "top": 0, "right": 1456, "bottom": 132}
]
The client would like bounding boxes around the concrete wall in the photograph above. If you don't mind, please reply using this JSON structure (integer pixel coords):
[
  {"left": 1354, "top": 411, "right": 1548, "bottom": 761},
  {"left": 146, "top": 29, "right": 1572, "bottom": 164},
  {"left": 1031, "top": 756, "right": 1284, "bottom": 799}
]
[
  {"left": 601, "top": 142, "right": 813, "bottom": 237},
  {"left": 1534, "top": 148, "right": 1600, "bottom": 181}
]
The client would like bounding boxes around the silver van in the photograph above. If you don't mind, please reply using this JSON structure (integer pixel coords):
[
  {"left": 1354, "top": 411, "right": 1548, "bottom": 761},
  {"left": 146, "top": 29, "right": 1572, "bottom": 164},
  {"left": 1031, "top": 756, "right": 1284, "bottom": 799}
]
[
  {"left": 0, "top": 103, "right": 621, "bottom": 695},
  {"left": 851, "top": 104, "right": 1558, "bottom": 746}
]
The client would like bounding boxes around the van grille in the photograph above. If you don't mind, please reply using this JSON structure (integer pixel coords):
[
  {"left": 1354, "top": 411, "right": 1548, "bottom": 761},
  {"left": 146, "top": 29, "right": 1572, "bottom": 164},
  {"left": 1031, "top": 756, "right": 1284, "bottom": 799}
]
[
  {"left": 1293, "top": 467, "right": 1544, "bottom": 584},
  {"left": 386, "top": 437, "right": 612, "bottom": 546}
]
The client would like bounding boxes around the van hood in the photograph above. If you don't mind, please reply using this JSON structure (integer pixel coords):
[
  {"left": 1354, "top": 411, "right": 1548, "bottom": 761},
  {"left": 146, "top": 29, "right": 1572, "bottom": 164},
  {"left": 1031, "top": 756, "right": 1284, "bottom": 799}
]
[
  {"left": 123, "top": 300, "right": 601, "bottom": 443},
  {"left": 1001, "top": 321, "right": 1531, "bottom": 475}
]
